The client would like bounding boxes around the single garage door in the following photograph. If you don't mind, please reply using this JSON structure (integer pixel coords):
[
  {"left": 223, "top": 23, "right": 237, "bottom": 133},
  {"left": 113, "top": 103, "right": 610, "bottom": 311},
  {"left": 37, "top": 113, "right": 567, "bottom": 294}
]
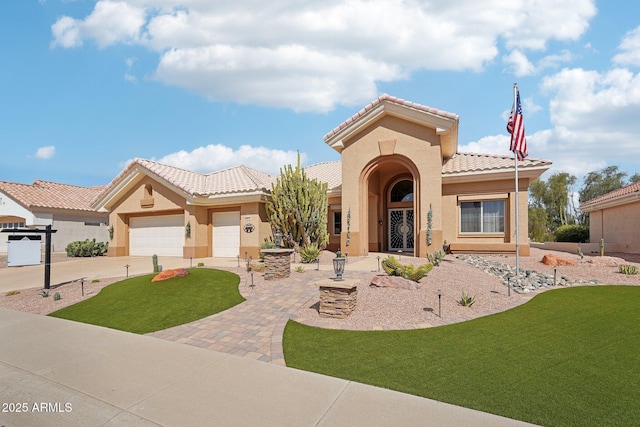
[
  {"left": 129, "top": 215, "right": 184, "bottom": 256},
  {"left": 213, "top": 212, "right": 240, "bottom": 258}
]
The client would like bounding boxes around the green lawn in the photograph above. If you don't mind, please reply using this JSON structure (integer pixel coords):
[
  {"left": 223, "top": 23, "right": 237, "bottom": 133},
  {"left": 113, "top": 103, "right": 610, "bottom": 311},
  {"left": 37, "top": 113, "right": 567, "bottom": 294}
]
[
  {"left": 49, "top": 268, "right": 244, "bottom": 334},
  {"left": 283, "top": 286, "right": 640, "bottom": 427}
]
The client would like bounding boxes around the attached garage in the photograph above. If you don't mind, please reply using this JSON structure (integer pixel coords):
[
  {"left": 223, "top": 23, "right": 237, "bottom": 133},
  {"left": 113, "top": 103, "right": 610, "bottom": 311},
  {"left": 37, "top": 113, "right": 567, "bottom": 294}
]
[
  {"left": 212, "top": 212, "right": 240, "bottom": 258},
  {"left": 129, "top": 215, "right": 184, "bottom": 256}
]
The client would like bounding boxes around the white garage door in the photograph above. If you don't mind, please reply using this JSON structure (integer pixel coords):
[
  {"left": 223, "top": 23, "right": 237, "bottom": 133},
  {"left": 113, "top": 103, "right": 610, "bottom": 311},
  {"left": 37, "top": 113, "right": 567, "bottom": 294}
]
[
  {"left": 213, "top": 212, "right": 240, "bottom": 258},
  {"left": 130, "top": 215, "right": 184, "bottom": 257}
]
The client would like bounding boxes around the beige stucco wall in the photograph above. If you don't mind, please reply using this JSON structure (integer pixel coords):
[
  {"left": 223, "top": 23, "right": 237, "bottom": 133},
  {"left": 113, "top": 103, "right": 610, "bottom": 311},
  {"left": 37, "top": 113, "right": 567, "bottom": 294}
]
[
  {"left": 340, "top": 115, "right": 445, "bottom": 257},
  {"left": 588, "top": 201, "right": 640, "bottom": 254},
  {"left": 442, "top": 177, "right": 531, "bottom": 255},
  {"left": 107, "top": 175, "right": 273, "bottom": 259},
  {"left": 107, "top": 176, "right": 187, "bottom": 257}
]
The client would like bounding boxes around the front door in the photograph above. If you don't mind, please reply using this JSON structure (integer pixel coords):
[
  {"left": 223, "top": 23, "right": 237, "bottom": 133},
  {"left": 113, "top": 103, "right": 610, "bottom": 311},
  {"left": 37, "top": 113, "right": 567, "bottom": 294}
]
[{"left": 388, "top": 208, "right": 414, "bottom": 252}]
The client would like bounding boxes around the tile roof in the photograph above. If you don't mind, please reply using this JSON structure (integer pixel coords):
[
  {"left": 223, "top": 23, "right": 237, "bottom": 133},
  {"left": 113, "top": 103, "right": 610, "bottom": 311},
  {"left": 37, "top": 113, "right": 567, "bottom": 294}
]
[
  {"left": 579, "top": 181, "right": 640, "bottom": 209},
  {"left": 303, "top": 160, "right": 342, "bottom": 190},
  {"left": 324, "top": 93, "right": 459, "bottom": 142},
  {"left": 0, "top": 180, "right": 105, "bottom": 212},
  {"left": 442, "top": 152, "right": 552, "bottom": 175},
  {"left": 100, "top": 158, "right": 276, "bottom": 200}
]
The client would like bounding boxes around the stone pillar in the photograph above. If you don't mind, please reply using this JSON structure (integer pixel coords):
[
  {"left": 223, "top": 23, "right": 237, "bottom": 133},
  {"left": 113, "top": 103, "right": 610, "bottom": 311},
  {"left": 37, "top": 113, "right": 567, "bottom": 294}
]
[
  {"left": 317, "top": 279, "right": 359, "bottom": 318},
  {"left": 261, "top": 249, "right": 294, "bottom": 280}
]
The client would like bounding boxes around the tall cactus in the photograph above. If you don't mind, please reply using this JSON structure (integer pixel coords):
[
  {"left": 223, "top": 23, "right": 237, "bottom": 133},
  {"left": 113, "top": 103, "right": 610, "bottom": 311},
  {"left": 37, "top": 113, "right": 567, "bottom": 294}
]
[{"left": 266, "top": 153, "right": 329, "bottom": 249}]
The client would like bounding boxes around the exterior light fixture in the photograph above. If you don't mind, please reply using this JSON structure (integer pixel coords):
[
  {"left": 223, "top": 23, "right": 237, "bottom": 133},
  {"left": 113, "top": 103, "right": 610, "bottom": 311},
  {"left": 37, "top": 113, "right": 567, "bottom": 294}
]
[
  {"left": 274, "top": 231, "right": 283, "bottom": 249},
  {"left": 333, "top": 250, "right": 345, "bottom": 281}
]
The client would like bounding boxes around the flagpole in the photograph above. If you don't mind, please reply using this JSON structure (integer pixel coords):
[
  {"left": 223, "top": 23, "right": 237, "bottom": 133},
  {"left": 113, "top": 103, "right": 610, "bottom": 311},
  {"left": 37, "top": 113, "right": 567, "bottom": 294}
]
[{"left": 513, "top": 83, "right": 520, "bottom": 280}]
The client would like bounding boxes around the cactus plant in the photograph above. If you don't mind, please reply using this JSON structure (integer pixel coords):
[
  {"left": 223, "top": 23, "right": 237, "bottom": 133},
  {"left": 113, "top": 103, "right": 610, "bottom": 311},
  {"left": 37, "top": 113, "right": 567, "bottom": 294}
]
[
  {"left": 53, "top": 292, "right": 61, "bottom": 301},
  {"left": 381, "top": 256, "right": 433, "bottom": 282},
  {"left": 152, "top": 254, "right": 159, "bottom": 273},
  {"left": 265, "top": 153, "right": 329, "bottom": 250}
]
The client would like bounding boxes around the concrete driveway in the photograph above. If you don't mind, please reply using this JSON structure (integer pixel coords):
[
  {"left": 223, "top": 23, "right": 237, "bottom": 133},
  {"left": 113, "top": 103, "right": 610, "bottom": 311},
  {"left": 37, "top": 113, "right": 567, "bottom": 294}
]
[{"left": 0, "top": 254, "right": 244, "bottom": 293}]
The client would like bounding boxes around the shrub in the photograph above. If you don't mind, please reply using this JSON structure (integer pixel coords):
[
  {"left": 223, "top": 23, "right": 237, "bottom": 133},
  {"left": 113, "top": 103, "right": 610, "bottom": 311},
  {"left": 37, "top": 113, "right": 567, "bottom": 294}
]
[
  {"left": 65, "top": 239, "right": 108, "bottom": 257},
  {"left": 295, "top": 265, "right": 305, "bottom": 273},
  {"left": 197, "top": 262, "right": 205, "bottom": 267},
  {"left": 5, "top": 290, "right": 20, "bottom": 296},
  {"left": 459, "top": 291, "right": 476, "bottom": 307},
  {"left": 554, "top": 225, "right": 589, "bottom": 243},
  {"left": 300, "top": 242, "right": 321, "bottom": 263},
  {"left": 259, "top": 240, "right": 276, "bottom": 260},
  {"left": 91, "top": 279, "right": 100, "bottom": 283},
  {"left": 381, "top": 256, "right": 433, "bottom": 282},
  {"left": 619, "top": 264, "right": 638, "bottom": 275}
]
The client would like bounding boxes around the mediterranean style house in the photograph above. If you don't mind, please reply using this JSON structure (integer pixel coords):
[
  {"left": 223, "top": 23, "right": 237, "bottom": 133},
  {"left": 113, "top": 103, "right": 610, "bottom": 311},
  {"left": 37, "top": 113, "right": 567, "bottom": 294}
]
[
  {"left": 0, "top": 180, "right": 108, "bottom": 253},
  {"left": 92, "top": 94, "right": 551, "bottom": 259},
  {"left": 579, "top": 181, "right": 640, "bottom": 254}
]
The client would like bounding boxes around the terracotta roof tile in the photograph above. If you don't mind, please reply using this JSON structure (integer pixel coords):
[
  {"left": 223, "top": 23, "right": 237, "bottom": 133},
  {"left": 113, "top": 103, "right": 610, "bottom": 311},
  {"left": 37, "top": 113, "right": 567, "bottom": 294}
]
[
  {"left": 0, "top": 180, "right": 105, "bottom": 212},
  {"left": 324, "top": 93, "right": 459, "bottom": 141},
  {"left": 303, "top": 161, "right": 342, "bottom": 190},
  {"left": 99, "top": 159, "right": 275, "bottom": 200},
  {"left": 579, "top": 181, "right": 640, "bottom": 209},
  {"left": 442, "top": 153, "right": 552, "bottom": 174}
]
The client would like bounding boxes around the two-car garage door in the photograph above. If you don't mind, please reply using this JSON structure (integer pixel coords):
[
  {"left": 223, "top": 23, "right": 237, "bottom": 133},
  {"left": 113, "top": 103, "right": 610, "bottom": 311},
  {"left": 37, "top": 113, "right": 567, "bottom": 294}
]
[
  {"left": 129, "top": 215, "right": 183, "bottom": 257},
  {"left": 129, "top": 212, "right": 240, "bottom": 258}
]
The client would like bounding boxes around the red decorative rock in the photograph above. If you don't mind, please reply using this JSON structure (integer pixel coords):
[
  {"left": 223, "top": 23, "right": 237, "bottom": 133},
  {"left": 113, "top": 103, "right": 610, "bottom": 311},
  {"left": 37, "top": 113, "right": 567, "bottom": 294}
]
[
  {"left": 151, "top": 268, "right": 189, "bottom": 282},
  {"left": 541, "top": 254, "right": 577, "bottom": 266}
]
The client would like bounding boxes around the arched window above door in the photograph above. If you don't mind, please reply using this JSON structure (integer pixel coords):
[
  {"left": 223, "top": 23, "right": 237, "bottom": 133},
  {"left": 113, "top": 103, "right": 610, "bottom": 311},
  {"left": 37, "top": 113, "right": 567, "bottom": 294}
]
[{"left": 390, "top": 180, "right": 413, "bottom": 202}]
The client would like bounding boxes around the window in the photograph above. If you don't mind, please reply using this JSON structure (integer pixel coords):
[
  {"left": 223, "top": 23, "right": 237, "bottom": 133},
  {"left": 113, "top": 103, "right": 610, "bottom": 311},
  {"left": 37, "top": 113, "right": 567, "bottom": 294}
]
[
  {"left": 390, "top": 180, "right": 413, "bottom": 202},
  {"left": 333, "top": 211, "right": 342, "bottom": 235},
  {"left": 460, "top": 200, "right": 505, "bottom": 233}
]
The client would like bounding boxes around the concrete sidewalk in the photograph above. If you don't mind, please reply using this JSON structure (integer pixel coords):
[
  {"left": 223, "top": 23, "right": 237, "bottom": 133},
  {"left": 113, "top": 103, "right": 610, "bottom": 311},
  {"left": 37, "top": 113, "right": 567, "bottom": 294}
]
[{"left": 0, "top": 308, "right": 536, "bottom": 427}]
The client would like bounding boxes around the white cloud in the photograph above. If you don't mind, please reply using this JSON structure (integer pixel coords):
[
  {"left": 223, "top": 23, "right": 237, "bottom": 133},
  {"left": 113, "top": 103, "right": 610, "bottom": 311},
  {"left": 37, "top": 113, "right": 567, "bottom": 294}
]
[
  {"left": 613, "top": 26, "right": 640, "bottom": 67},
  {"left": 51, "top": 0, "right": 597, "bottom": 112},
  {"left": 503, "top": 49, "right": 573, "bottom": 76},
  {"left": 33, "top": 146, "right": 56, "bottom": 159},
  {"left": 51, "top": 1, "right": 145, "bottom": 49},
  {"left": 153, "top": 144, "right": 305, "bottom": 175}
]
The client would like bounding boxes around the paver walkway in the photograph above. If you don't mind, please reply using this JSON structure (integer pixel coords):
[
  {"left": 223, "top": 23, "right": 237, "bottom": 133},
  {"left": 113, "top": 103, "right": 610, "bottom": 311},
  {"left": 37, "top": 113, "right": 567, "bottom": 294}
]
[
  {"left": 149, "top": 255, "right": 389, "bottom": 364},
  {"left": 149, "top": 268, "right": 340, "bottom": 365},
  {"left": 149, "top": 254, "right": 538, "bottom": 365}
]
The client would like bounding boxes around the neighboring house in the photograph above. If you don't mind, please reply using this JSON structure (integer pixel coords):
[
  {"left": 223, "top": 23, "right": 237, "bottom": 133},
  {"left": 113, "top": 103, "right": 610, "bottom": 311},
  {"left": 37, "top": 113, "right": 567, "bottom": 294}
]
[
  {"left": 0, "top": 180, "right": 109, "bottom": 253},
  {"left": 93, "top": 94, "right": 551, "bottom": 259},
  {"left": 579, "top": 181, "right": 640, "bottom": 254}
]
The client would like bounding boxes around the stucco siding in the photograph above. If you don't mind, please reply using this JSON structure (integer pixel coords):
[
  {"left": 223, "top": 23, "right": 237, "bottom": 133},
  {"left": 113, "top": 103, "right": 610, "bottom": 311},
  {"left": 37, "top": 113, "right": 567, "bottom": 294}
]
[{"left": 589, "top": 202, "right": 640, "bottom": 253}]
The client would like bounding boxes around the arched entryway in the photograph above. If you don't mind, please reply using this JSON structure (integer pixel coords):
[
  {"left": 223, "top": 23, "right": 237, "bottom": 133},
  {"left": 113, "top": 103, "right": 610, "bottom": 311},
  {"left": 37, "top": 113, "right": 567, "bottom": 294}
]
[{"left": 359, "top": 155, "right": 420, "bottom": 255}]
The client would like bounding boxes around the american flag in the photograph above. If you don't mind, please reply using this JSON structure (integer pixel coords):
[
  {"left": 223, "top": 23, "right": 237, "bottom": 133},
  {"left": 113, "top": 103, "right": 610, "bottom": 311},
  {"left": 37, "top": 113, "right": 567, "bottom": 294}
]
[{"left": 507, "top": 87, "right": 527, "bottom": 161}]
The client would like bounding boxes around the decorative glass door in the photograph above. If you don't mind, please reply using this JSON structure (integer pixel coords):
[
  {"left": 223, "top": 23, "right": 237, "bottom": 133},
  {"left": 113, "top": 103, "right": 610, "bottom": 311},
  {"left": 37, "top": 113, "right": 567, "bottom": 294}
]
[{"left": 388, "top": 208, "right": 414, "bottom": 252}]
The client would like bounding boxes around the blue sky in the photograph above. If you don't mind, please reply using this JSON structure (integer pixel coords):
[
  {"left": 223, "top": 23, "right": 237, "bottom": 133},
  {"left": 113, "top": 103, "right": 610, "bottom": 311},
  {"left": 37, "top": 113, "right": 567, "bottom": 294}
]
[{"left": 1, "top": 1, "right": 639, "bottom": 188}]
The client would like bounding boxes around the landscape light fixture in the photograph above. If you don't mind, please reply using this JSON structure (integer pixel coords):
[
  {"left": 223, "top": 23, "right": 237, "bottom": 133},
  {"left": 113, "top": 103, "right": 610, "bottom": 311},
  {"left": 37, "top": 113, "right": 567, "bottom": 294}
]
[
  {"left": 438, "top": 289, "right": 442, "bottom": 318},
  {"left": 125, "top": 264, "right": 130, "bottom": 278},
  {"left": 333, "top": 250, "right": 345, "bottom": 281},
  {"left": 274, "top": 231, "right": 283, "bottom": 249},
  {"left": 377, "top": 256, "right": 381, "bottom": 272}
]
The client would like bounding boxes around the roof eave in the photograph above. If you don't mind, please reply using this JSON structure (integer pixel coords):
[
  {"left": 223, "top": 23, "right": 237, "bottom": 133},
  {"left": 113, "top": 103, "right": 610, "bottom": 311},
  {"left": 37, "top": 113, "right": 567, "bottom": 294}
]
[
  {"left": 188, "top": 191, "right": 271, "bottom": 206},
  {"left": 579, "top": 191, "right": 640, "bottom": 212},
  {"left": 442, "top": 166, "right": 550, "bottom": 184},
  {"left": 324, "top": 101, "right": 459, "bottom": 154}
]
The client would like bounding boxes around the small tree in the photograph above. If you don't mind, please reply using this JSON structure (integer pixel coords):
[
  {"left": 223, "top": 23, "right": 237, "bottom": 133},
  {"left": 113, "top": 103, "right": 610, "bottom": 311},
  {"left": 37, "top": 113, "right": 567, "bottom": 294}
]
[{"left": 266, "top": 154, "right": 329, "bottom": 250}]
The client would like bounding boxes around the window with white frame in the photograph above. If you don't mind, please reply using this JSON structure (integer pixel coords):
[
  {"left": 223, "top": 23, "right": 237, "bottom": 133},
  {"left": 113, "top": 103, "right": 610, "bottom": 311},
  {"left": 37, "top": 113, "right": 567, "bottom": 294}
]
[
  {"left": 333, "top": 211, "right": 342, "bottom": 235},
  {"left": 460, "top": 200, "right": 505, "bottom": 233}
]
